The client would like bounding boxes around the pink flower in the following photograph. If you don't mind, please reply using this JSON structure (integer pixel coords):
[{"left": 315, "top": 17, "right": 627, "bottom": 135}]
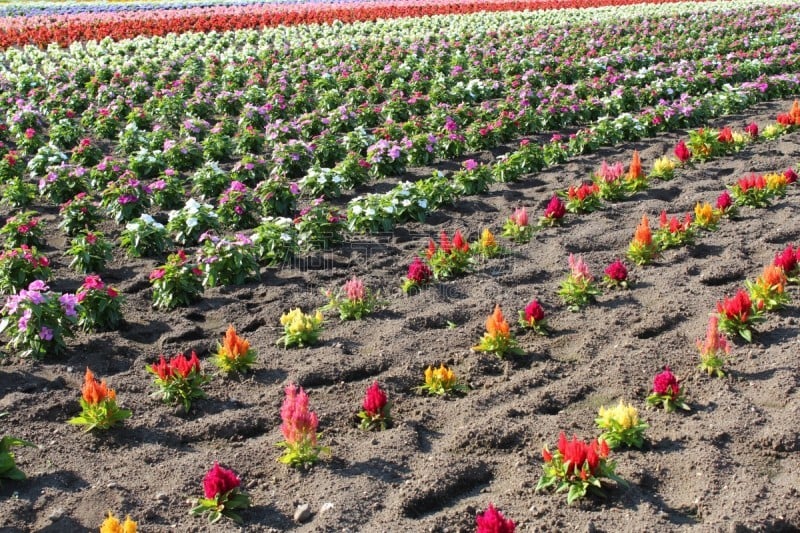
[
  {"left": 595, "top": 160, "right": 625, "bottom": 183},
  {"left": 202, "top": 462, "right": 241, "bottom": 499},
  {"left": 652, "top": 366, "right": 680, "bottom": 399},
  {"left": 523, "top": 300, "right": 545, "bottom": 323},
  {"left": 343, "top": 277, "right": 366, "bottom": 302},
  {"left": 784, "top": 168, "right": 798, "bottom": 184},
  {"left": 463, "top": 159, "right": 478, "bottom": 171},
  {"left": 476, "top": 503, "right": 515, "bottom": 533},
  {"left": 744, "top": 122, "right": 758, "bottom": 138},
  {"left": 407, "top": 257, "right": 432, "bottom": 284},
  {"left": 697, "top": 315, "right": 731, "bottom": 356},
  {"left": 280, "top": 384, "right": 319, "bottom": 447},
  {"left": 149, "top": 269, "right": 165, "bottom": 280},
  {"left": 362, "top": 382, "right": 388, "bottom": 417},
  {"left": 83, "top": 275, "right": 105, "bottom": 290},
  {"left": 715, "top": 190, "right": 733, "bottom": 211},
  {"left": 674, "top": 140, "right": 691, "bottom": 163},
  {"left": 568, "top": 253, "right": 592, "bottom": 282},
  {"left": 24, "top": 128, "right": 36, "bottom": 140},
  {"left": 604, "top": 260, "right": 628, "bottom": 282},
  {"left": 543, "top": 195, "right": 565, "bottom": 220},
  {"left": 509, "top": 207, "right": 528, "bottom": 227}
]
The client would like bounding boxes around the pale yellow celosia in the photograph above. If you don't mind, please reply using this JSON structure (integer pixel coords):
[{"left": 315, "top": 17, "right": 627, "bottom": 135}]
[{"left": 597, "top": 400, "right": 640, "bottom": 430}]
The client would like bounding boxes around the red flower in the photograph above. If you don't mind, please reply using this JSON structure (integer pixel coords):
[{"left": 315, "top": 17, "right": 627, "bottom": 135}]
[
  {"left": 543, "top": 195, "right": 566, "bottom": 220},
  {"left": 773, "top": 245, "right": 798, "bottom": 273},
  {"left": 523, "top": 300, "right": 545, "bottom": 323},
  {"left": 783, "top": 168, "right": 798, "bottom": 184},
  {"left": 476, "top": 503, "right": 515, "bottom": 533},
  {"left": 674, "top": 140, "right": 691, "bottom": 163},
  {"left": 542, "top": 448, "right": 552, "bottom": 463},
  {"left": 438, "top": 231, "right": 452, "bottom": 254},
  {"left": 407, "top": 257, "right": 432, "bottom": 284},
  {"left": 717, "top": 127, "right": 733, "bottom": 143},
  {"left": 604, "top": 260, "right": 628, "bottom": 282},
  {"left": 715, "top": 190, "right": 733, "bottom": 211},
  {"left": 652, "top": 366, "right": 680, "bottom": 399},
  {"left": 425, "top": 239, "right": 437, "bottom": 259},
  {"left": 744, "top": 123, "right": 758, "bottom": 138},
  {"left": 557, "top": 432, "right": 606, "bottom": 479},
  {"left": 452, "top": 230, "right": 469, "bottom": 253},
  {"left": 716, "top": 289, "right": 752, "bottom": 323},
  {"left": 202, "top": 462, "right": 241, "bottom": 499},
  {"left": 362, "top": 381, "right": 388, "bottom": 417}
]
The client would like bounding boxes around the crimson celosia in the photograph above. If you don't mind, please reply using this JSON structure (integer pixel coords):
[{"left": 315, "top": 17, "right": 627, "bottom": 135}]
[
  {"left": 203, "top": 462, "right": 241, "bottom": 499},
  {"left": 476, "top": 503, "right": 516, "bottom": 533}
]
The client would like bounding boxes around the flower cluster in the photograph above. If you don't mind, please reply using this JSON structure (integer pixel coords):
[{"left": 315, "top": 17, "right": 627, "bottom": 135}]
[
  {"left": 745, "top": 264, "right": 789, "bottom": 312},
  {"left": 277, "top": 384, "right": 327, "bottom": 468},
  {"left": 716, "top": 288, "right": 764, "bottom": 343},
  {"left": 190, "top": 463, "right": 251, "bottom": 524},
  {"left": 627, "top": 215, "right": 658, "bottom": 266},
  {"left": 603, "top": 260, "right": 629, "bottom": 290},
  {"left": 322, "top": 276, "right": 381, "bottom": 320},
  {"left": 401, "top": 257, "right": 433, "bottom": 294},
  {"left": 213, "top": 325, "right": 256, "bottom": 374},
  {"left": 563, "top": 182, "right": 601, "bottom": 213},
  {"left": 518, "top": 299, "right": 548, "bottom": 335},
  {"left": 99, "top": 512, "right": 137, "bottom": 533},
  {"left": 149, "top": 249, "right": 204, "bottom": 309},
  {"left": 536, "top": 432, "right": 625, "bottom": 504},
  {"left": 558, "top": 254, "right": 601, "bottom": 311},
  {"left": 278, "top": 308, "right": 324, "bottom": 348},
  {"left": 473, "top": 228, "right": 504, "bottom": 259},
  {"left": 75, "top": 275, "right": 123, "bottom": 331},
  {"left": 538, "top": 195, "right": 566, "bottom": 227},
  {"left": 646, "top": 366, "right": 690, "bottom": 412},
  {"left": 595, "top": 401, "right": 648, "bottom": 449},
  {"left": 473, "top": 304, "right": 521, "bottom": 358},
  {"left": 68, "top": 368, "right": 131, "bottom": 432},
  {"left": 0, "top": 245, "right": 51, "bottom": 294},
  {"left": 357, "top": 382, "right": 392, "bottom": 431},
  {"left": 425, "top": 230, "right": 472, "bottom": 279},
  {"left": 476, "top": 504, "right": 515, "bottom": 533},
  {"left": 501, "top": 207, "right": 533, "bottom": 243},
  {"left": 697, "top": 315, "right": 731, "bottom": 378},
  {"left": 146, "top": 351, "right": 209, "bottom": 412},
  {"left": 418, "top": 363, "right": 465, "bottom": 396},
  {"left": 654, "top": 210, "right": 695, "bottom": 250}
]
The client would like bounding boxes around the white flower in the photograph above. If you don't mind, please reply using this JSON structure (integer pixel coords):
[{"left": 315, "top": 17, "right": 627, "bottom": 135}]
[
  {"left": 186, "top": 217, "right": 198, "bottom": 228},
  {"left": 417, "top": 199, "right": 428, "bottom": 209},
  {"left": 383, "top": 205, "right": 394, "bottom": 214},
  {"left": 351, "top": 205, "right": 363, "bottom": 215},
  {"left": 280, "top": 233, "right": 293, "bottom": 242},
  {"left": 125, "top": 222, "right": 140, "bottom": 231},
  {"left": 365, "top": 208, "right": 376, "bottom": 217},
  {"left": 402, "top": 199, "right": 412, "bottom": 207},
  {"left": 140, "top": 213, "right": 155, "bottom": 224}
]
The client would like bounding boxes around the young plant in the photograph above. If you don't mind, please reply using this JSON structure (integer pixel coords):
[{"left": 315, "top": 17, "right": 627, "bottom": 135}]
[
  {"left": 0, "top": 246, "right": 51, "bottom": 295},
  {"left": 593, "top": 160, "right": 627, "bottom": 201},
  {"left": 692, "top": 202, "right": 721, "bottom": 231},
  {"left": 119, "top": 214, "right": 171, "bottom": 258},
  {"left": 518, "top": 299, "right": 548, "bottom": 336},
  {"left": 401, "top": 256, "right": 433, "bottom": 295},
  {"left": 697, "top": 315, "right": 731, "bottom": 378},
  {"left": 59, "top": 193, "right": 102, "bottom": 236},
  {"left": 0, "top": 280, "right": 77, "bottom": 359},
  {"left": 278, "top": 308, "right": 324, "bottom": 348},
  {"left": 646, "top": 366, "right": 690, "bottom": 412},
  {"left": 99, "top": 512, "right": 137, "bottom": 533},
  {"left": 603, "top": 260, "right": 629, "bottom": 290},
  {"left": 563, "top": 182, "right": 601, "bottom": 214},
  {"left": 715, "top": 190, "right": 737, "bottom": 218},
  {"left": 149, "top": 250, "right": 204, "bottom": 310},
  {"left": 716, "top": 289, "right": 764, "bottom": 342},
  {"left": 322, "top": 277, "right": 381, "bottom": 320},
  {"left": 196, "top": 232, "right": 260, "bottom": 288},
  {"left": 66, "top": 231, "right": 113, "bottom": 274},
  {"left": 729, "top": 174, "right": 772, "bottom": 208},
  {"left": 0, "top": 211, "right": 45, "bottom": 248},
  {"left": 0, "top": 430, "right": 35, "bottom": 486},
  {"left": 649, "top": 155, "right": 677, "bottom": 180},
  {"left": 190, "top": 463, "right": 251, "bottom": 524},
  {"left": 476, "top": 503, "right": 516, "bottom": 533},
  {"left": 654, "top": 210, "right": 695, "bottom": 250},
  {"left": 558, "top": 254, "right": 601, "bottom": 311},
  {"left": 473, "top": 228, "right": 504, "bottom": 259},
  {"left": 68, "top": 368, "right": 131, "bottom": 432},
  {"left": 773, "top": 245, "right": 799, "bottom": 283},
  {"left": 213, "top": 325, "right": 256, "bottom": 374},
  {"left": 75, "top": 275, "right": 122, "bottom": 332},
  {"left": 674, "top": 139, "right": 691, "bottom": 164},
  {"left": 357, "top": 381, "right": 392, "bottom": 431},
  {"left": 473, "top": 305, "right": 522, "bottom": 358},
  {"left": 538, "top": 195, "right": 566, "bottom": 228},
  {"left": 277, "top": 384, "right": 327, "bottom": 467},
  {"left": 746, "top": 265, "right": 790, "bottom": 312},
  {"left": 595, "top": 401, "right": 648, "bottom": 449},
  {"left": 146, "top": 351, "right": 209, "bottom": 412},
  {"left": 502, "top": 207, "right": 533, "bottom": 243},
  {"left": 425, "top": 230, "right": 472, "bottom": 279},
  {"left": 536, "top": 432, "right": 625, "bottom": 504},
  {"left": 417, "top": 363, "right": 466, "bottom": 396}
]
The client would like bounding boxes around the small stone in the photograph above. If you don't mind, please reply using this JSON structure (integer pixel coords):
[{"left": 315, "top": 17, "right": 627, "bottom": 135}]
[
  {"left": 320, "top": 502, "right": 334, "bottom": 515},
  {"left": 106, "top": 482, "right": 118, "bottom": 489},
  {"left": 66, "top": 367, "right": 74, "bottom": 373},
  {"left": 155, "top": 492, "right": 168, "bottom": 502},
  {"left": 48, "top": 508, "right": 65, "bottom": 521},
  {"left": 294, "top": 503, "right": 311, "bottom": 523}
]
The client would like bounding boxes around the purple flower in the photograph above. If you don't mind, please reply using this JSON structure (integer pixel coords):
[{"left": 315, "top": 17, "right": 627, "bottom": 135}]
[
  {"left": 463, "top": 159, "right": 478, "bottom": 171},
  {"left": 28, "top": 280, "right": 48, "bottom": 292},
  {"left": 150, "top": 179, "right": 167, "bottom": 191},
  {"left": 388, "top": 146, "right": 401, "bottom": 160},
  {"left": 39, "top": 326, "right": 53, "bottom": 341},
  {"left": 59, "top": 293, "right": 79, "bottom": 318},
  {"left": 289, "top": 182, "right": 300, "bottom": 195},
  {"left": 18, "top": 309, "right": 31, "bottom": 331},
  {"left": 229, "top": 180, "right": 247, "bottom": 193}
]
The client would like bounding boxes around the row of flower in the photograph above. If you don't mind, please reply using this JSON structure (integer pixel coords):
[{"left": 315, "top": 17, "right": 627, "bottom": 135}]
[{"left": 1, "top": 0, "right": 726, "bottom": 48}]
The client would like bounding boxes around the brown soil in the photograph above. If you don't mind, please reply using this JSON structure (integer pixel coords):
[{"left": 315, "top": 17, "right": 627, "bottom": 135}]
[{"left": 1, "top": 99, "right": 799, "bottom": 533}]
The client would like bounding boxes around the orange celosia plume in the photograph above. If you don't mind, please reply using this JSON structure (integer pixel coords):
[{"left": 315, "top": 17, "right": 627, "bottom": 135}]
[
  {"left": 633, "top": 214, "right": 652, "bottom": 245},
  {"left": 486, "top": 304, "right": 510, "bottom": 338},
  {"left": 628, "top": 150, "right": 642, "bottom": 179},
  {"left": 82, "top": 368, "right": 114, "bottom": 405},
  {"left": 221, "top": 325, "right": 250, "bottom": 360},
  {"left": 790, "top": 100, "right": 800, "bottom": 125}
]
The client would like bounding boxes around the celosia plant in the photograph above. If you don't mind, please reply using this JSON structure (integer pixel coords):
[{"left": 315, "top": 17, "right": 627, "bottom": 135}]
[
  {"left": 277, "top": 384, "right": 327, "bottom": 467},
  {"left": 277, "top": 308, "right": 324, "bottom": 348},
  {"left": 593, "top": 160, "right": 627, "bottom": 201},
  {"left": 476, "top": 503, "right": 515, "bottom": 533},
  {"left": 0, "top": 427, "right": 35, "bottom": 486},
  {"left": 418, "top": 363, "right": 466, "bottom": 396},
  {"left": 518, "top": 299, "right": 548, "bottom": 336},
  {"left": 558, "top": 254, "right": 601, "bottom": 311},
  {"left": 473, "top": 228, "right": 504, "bottom": 259},
  {"left": 563, "top": 182, "right": 601, "bottom": 213},
  {"left": 674, "top": 139, "right": 691, "bottom": 163},
  {"left": 99, "top": 512, "right": 137, "bottom": 533},
  {"left": 746, "top": 264, "right": 790, "bottom": 312},
  {"left": 425, "top": 230, "right": 472, "bottom": 279},
  {"left": 603, "top": 260, "right": 629, "bottom": 290},
  {"left": 536, "top": 432, "right": 625, "bottom": 504},
  {"left": 649, "top": 155, "right": 677, "bottom": 180},
  {"left": 654, "top": 210, "right": 695, "bottom": 250},
  {"left": 357, "top": 381, "right": 392, "bottom": 431},
  {"left": 764, "top": 172, "right": 789, "bottom": 198},
  {"left": 692, "top": 201, "right": 721, "bottom": 231},
  {"left": 538, "top": 195, "right": 566, "bottom": 227},
  {"left": 625, "top": 150, "right": 648, "bottom": 192},
  {"left": 146, "top": 351, "right": 209, "bottom": 412},
  {"left": 715, "top": 190, "right": 737, "bottom": 218},
  {"left": 716, "top": 288, "right": 764, "bottom": 342},
  {"left": 595, "top": 401, "right": 648, "bottom": 449},
  {"left": 627, "top": 214, "right": 658, "bottom": 266},
  {"left": 502, "top": 207, "right": 533, "bottom": 243},
  {"left": 473, "top": 305, "right": 522, "bottom": 358},
  {"left": 190, "top": 462, "right": 251, "bottom": 524},
  {"left": 697, "top": 315, "right": 731, "bottom": 378},
  {"left": 68, "top": 368, "right": 131, "bottom": 432},
  {"left": 729, "top": 174, "right": 772, "bottom": 208},
  {"left": 214, "top": 325, "right": 256, "bottom": 374},
  {"left": 322, "top": 276, "right": 381, "bottom": 320},
  {"left": 773, "top": 244, "right": 799, "bottom": 283},
  {"left": 646, "top": 366, "right": 690, "bottom": 412},
  {"left": 401, "top": 257, "right": 433, "bottom": 294}
]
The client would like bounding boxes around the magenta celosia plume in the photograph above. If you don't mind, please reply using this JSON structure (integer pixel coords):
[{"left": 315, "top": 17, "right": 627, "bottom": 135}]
[
  {"left": 280, "top": 384, "right": 318, "bottom": 446},
  {"left": 202, "top": 462, "right": 241, "bottom": 499}
]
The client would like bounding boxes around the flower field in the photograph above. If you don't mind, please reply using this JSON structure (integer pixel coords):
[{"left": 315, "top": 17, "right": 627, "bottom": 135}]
[{"left": 1, "top": 0, "right": 800, "bottom": 530}]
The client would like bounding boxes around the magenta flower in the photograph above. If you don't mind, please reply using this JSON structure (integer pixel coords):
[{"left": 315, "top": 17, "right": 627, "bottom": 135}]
[
  {"left": 744, "top": 122, "right": 758, "bottom": 138},
  {"left": 407, "top": 257, "right": 432, "bottom": 284},
  {"left": 674, "top": 140, "right": 691, "bottom": 163},
  {"left": 652, "top": 366, "right": 680, "bottom": 399},
  {"left": 542, "top": 195, "right": 566, "bottom": 221},
  {"left": 362, "top": 381, "right": 388, "bottom": 418},
  {"left": 476, "top": 503, "right": 515, "bottom": 533},
  {"left": 604, "top": 260, "right": 628, "bottom": 282},
  {"left": 280, "top": 384, "right": 319, "bottom": 447},
  {"left": 202, "top": 462, "right": 241, "bottom": 499},
  {"left": 83, "top": 275, "right": 105, "bottom": 290},
  {"left": 715, "top": 190, "right": 733, "bottom": 211},
  {"left": 523, "top": 300, "right": 545, "bottom": 323},
  {"left": 463, "top": 159, "right": 479, "bottom": 171}
]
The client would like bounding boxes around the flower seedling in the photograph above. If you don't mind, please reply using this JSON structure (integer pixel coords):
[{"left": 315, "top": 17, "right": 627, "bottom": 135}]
[
  {"left": 146, "top": 351, "right": 209, "bottom": 412},
  {"left": 277, "top": 384, "right": 328, "bottom": 467},
  {"left": 68, "top": 368, "right": 131, "bottom": 432},
  {"left": 357, "top": 382, "right": 392, "bottom": 431},
  {"left": 646, "top": 366, "right": 690, "bottom": 412},
  {"left": 558, "top": 254, "right": 601, "bottom": 311},
  {"left": 595, "top": 401, "right": 648, "bottom": 449},
  {"left": 213, "top": 325, "right": 256, "bottom": 374},
  {"left": 697, "top": 315, "right": 731, "bottom": 378},
  {"left": 473, "top": 305, "right": 522, "bottom": 358},
  {"left": 190, "top": 463, "right": 251, "bottom": 524}
]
